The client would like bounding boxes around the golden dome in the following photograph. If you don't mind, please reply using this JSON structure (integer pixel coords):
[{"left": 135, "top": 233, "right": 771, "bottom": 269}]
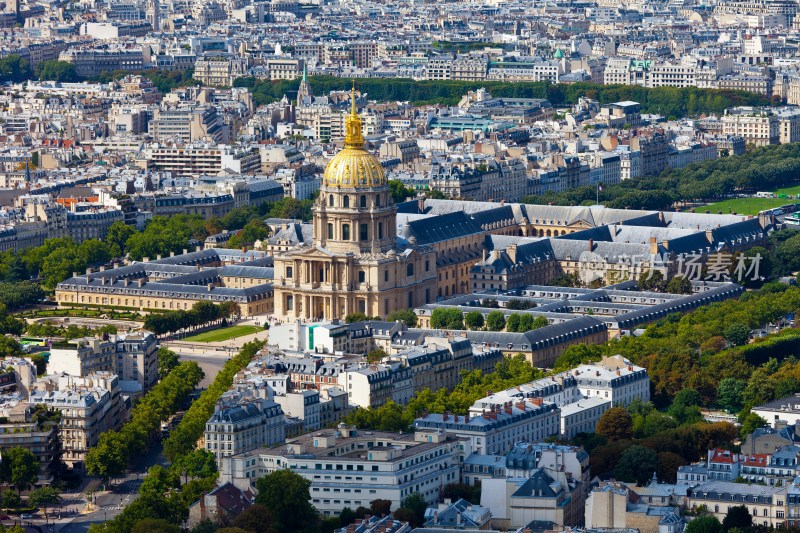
[{"left": 322, "top": 86, "right": 387, "bottom": 189}]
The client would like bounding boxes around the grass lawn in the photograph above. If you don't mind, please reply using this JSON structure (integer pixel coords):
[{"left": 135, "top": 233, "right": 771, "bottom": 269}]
[
  {"left": 700, "top": 197, "right": 790, "bottom": 216},
  {"left": 182, "top": 325, "right": 262, "bottom": 343},
  {"left": 702, "top": 184, "right": 800, "bottom": 216}
]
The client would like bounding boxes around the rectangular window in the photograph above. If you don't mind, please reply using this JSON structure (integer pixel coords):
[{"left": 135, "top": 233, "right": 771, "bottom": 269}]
[
  {"left": 378, "top": 223, "right": 383, "bottom": 239},
  {"left": 328, "top": 223, "right": 334, "bottom": 240},
  {"left": 342, "top": 224, "right": 350, "bottom": 240},
  {"left": 359, "top": 223, "right": 368, "bottom": 241},
  {"left": 286, "top": 295, "right": 294, "bottom": 311}
]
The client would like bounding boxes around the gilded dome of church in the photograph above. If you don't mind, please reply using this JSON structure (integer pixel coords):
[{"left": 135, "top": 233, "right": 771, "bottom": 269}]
[{"left": 322, "top": 87, "right": 387, "bottom": 189}]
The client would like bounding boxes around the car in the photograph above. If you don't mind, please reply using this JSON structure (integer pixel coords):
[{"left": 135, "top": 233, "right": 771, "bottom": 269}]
[
  {"left": 20, "top": 514, "right": 32, "bottom": 519},
  {"left": 0, "top": 514, "right": 10, "bottom": 520}
]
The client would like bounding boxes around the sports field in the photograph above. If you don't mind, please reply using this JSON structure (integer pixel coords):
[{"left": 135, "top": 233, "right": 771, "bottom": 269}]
[
  {"left": 182, "top": 325, "right": 262, "bottom": 343},
  {"left": 702, "top": 185, "right": 800, "bottom": 215}
]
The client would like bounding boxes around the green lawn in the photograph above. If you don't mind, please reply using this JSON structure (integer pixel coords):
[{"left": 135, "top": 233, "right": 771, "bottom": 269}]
[
  {"left": 702, "top": 185, "right": 800, "bottom": 216},
  {"left": 700, "top": 197, "right": 790, "bottom": 216},
  {"left": 182, "top": 325, "right": 262, "bottom": 343}
]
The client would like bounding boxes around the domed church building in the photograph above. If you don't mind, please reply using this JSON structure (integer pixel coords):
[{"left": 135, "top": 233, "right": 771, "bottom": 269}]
[{"left": 272, "top": 89, "right": 437, "bottom": 320}]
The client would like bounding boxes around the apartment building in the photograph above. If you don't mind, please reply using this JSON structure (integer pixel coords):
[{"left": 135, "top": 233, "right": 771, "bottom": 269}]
[
  {"left": 31, "top": 372, "right": 124, "bottom": 471},
  {"left": 142, "top": 145, "right": 260, "bottom": 177},
  {"left": 149, "top": 106, "right": 229, "bottom": 144},
  {"left": 194, "top": 56, "right": 249, "bottom": 87},
  {"left": 722, "top": 107, "right": 780, "bottom": 146},
  {"left": 219, "top": 427, "right": 464, "bottom": 515},
  {"left": 265, "top": 58, "right": 304, "bottom": 80},
  {"left": 204, "top": 391, "right": 285, "bottom": 463},
  {"left": 415, "top": 402, "right": 561, "bottom": 455},
  {"left": 113, "top": 332, "right": 158, "bottom": 392},
  {"left": 58, "top": 47, "right": 148, "bottom": 78},
  {"left": 0, "top": 403, "right": 61, "bottom": 485},
  {"left": 687, "top": 481, "right": 786, "bottom": 528}
]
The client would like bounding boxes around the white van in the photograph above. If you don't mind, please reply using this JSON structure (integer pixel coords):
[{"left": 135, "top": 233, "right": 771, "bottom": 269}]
[{"left": 756, "top": 191, "right": 774, "bottom": 198}]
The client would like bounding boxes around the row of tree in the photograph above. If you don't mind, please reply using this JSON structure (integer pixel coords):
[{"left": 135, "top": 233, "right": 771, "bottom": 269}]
[
  {"left": 235, "top": 75, "right": 770, "bottom": 118},
  {"left": 142, "top": 301, "right": 240, "bottom": 336},
  {"left": 0, "top": 56, "right": 79, "bottom": 83},
  {"left": 343, "top": 354, "right": 545, "bottom": 431},
  {"left": 430, "top": 307, "right": 550, "bottom": 332},
  {"left": 89, "top": 449, "right": 219, "bottom": 533},
  {"left": 523, "top": 143, "right": 800, "bottom": 209},
  {"left": 162, "top": 340, "right": 265, "bottom": 462},
  {"left": 85, "top": 361, "right": 204, "bottom": 482}
]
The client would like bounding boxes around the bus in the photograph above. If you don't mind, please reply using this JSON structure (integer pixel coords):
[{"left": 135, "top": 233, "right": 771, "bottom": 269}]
[{"left": 786, "top": 213, "right": 800, "bottom": 226}]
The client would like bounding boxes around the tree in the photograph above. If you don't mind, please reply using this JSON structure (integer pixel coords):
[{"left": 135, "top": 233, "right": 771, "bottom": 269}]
[
  {"left": 613, "top": 445, "right": 658, "bottom": 485},
  {"left": 388, "top": 180, "right": 415, "bottom": 203},
  {"left": 398, "top": 493, "right": 427, "bottom": 527},
  {"left": 722, "top": 505, "right": 753, "bottom": 532},
  {"left": 232, "top": 504, "right": 277, "bottom": 533},
  {"left": 685, "top": 516, "right": 722, "bottom": 533},
  {"left": 738, "top": 411, "right": 768, "bottom": 439},
  {"left": 464, "top": 311, "right": 484, "bottom": 330},
  {"left": 254, "top": 470, "right": 317, "bottom": 531},
  {"left": 723, "top": 323, "right": 751, "bottom": 347},
  {"left": 506, "top": 314, "right": 521, "bottom": 332},
  {"left": 387, "top": 309, "right": 417, "bottom": 327},
  {"left": 35, "top": 60, "right": 79, "bottom": 82},
  {"left": 370, "top": 499, "right": 392, "bottom": 517},
  {"left": 430, "top": 308, "right": 463, "bottom": 330},
  {"left": 106, "top": 221, "right": 137, "bottom": 257},
  {"left": 86, "top": 432, "right": 128, "bottom": 484},
  {"left": 366, "top": 348, "right": 387, "bottom": 364},
  {"left": 639, "top": 271, "right": 666, "bottom": 292},
  {"left": 666, "top": 276, "right": 693, "bottom": 294},
  {"left": 176, "top": 450, "right": 217, "bottom": 484},
  {"left": 717, "top": 378, "right": 746, "bottom": 412},
  {"left": 131, "top": 519, "right": 182, "bottom": 533},
  {"left": 29, "top": 487, "right": 61, "bottom": 520},
  {"left": 485, "top": 311, "right": 506, "bottom": 331},
  {"left": 157, "top": 348, "right": 180, "bottom": 381},
  {"left": 0, "top": 490, "right": 20, "bottom": 511},
  {"left": 345, "top": 313, "right": 369, "bottom": 323},
  {"left": 2, "top": 447, "right": 39, "bottom": 495},
  {"left": 553, "top": 344, "right": 603, "bottom": 372},
  {"left": 596, "top": 407, "right": 633, "bottom": 441}
]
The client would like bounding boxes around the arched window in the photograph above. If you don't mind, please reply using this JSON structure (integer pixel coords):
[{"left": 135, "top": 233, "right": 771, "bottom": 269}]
[
  {"left": 328, "top": 194, "right": 334, "bottom": 207},
  {"left": 407, "top": 264, "right": 414, "bottom": 277},
  {"left": 343, "top": 196, "right": 350, "bottom": 208},
  {"left": 360, "top": 195, "right": 367, "bottom": 208}
]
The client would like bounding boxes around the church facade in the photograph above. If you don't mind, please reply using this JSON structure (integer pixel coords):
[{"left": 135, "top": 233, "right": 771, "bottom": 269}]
[{"left": 272, "top": 89, "right": 437, "bottom": 321}]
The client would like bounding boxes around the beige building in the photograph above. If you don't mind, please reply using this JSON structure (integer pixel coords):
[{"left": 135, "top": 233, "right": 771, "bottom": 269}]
[
  {"left": 31, "top": 372, "right": 124, "bottom": 471},
  {"left": 272, "top": 90, "right": 437, "bottom": 320},
  {"left": 722, "top": 108, "right": 780, "bottom": 146}
]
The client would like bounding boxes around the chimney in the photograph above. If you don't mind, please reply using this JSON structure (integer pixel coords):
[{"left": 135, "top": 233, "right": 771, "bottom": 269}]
[
  {"left": 72, "top": 271, "right": 78, "bottom": 278},
  {"left": 649, "top": 236, "right": 658, "bottom": 255},
  {"left": 207, "top": 284, "right": 214, "bottom": 291},
  {"left": 662, "top": 239, "right": 669, "bottom": 250},
  {"left": 99, "top": 266, "right": 105, "bottom": 272},
  {"left": 143, "top": 257, "right": 149, "bottom": 262},
  {"left": 463, "top": 414, "right": 469, "bottom": 423},
  {"left": 137, "top": 279, "right": 144, "bottom": 287},
  {"left": 199, "top": 493, "right": 207, "bottom": 520},
  {"left": 532, "top": 398, "right": 543, "bottom": 406},
  {"left": 508, "top": 244, "right": 517, "bottom": 263},
  {"left": 705, "top": 229, "right": 714, "bottom": 243},
  {"left": 85, "top": 267, "right": 91, "bottom": 276},
  {"left": 124, "top": 278, "right": 130, "bottom": 286},
  {"left": 156, "top": 254, "right": 162, "bottom": 260},
  {"left": 183, "top": 248, "right": 188, "bottom": 255},
  {"left": 588, "top": 238, "right": 593, "bottom": 251},
  {"left": 170, "top": 251, "right": 175, "bottom": 257},
  {"left": 417, "top": 196, "right": 425, "bottom": 213}
]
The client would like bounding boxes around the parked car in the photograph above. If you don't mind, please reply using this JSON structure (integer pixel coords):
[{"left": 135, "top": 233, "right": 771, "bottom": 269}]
[
  {"left": 20, "top": 513, "right": 32, "bottom": 519},
  {"left": 0, "top": 514, "right": 11, "bottom": 520}
]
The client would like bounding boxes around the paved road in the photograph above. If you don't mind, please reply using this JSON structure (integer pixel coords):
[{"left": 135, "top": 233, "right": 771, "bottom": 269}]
[
  {"left": 56, "top": 444, "right": 168, "bottom": 533},
  {"left": 175, "top": 350, "right": 228, "bottom": 388}
]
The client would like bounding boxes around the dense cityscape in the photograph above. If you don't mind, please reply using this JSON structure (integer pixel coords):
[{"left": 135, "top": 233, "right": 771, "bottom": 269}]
[{"left": 4, "top": 0, "right": 800, "bottom": 532}]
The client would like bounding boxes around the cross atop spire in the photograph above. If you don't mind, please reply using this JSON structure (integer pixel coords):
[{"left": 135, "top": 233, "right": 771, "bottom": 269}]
[{"left": 344, "top": 82, "right": 364, "bottom": 149}]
